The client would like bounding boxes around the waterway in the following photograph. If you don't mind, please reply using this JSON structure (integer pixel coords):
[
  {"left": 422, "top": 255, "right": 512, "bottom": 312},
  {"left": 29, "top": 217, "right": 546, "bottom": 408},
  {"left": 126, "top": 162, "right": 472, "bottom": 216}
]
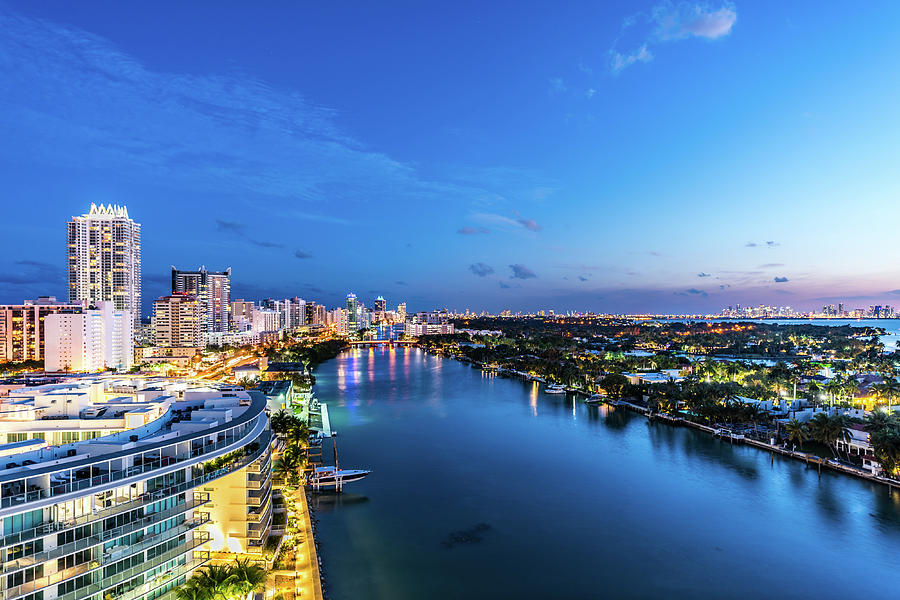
[{"left": 312, "top": 347, "right": 900, "bottom": 599}]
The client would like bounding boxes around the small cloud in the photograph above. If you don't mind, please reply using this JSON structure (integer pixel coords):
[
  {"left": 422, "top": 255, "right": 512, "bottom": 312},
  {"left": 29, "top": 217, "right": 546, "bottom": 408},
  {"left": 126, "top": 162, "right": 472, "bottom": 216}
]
[
  {"left": 586, "top": 88, "right": 596, "bottom": 99},
  {"left": 513, "top": 211, "right": 542, "bottom": 232},
  {"left": 578, "top": 61, "right": 593, "bottom": 75},
  {"left": 457, "top": 226, "right": 490, "bottom": 235},
  {"left": 578, "top": 275, "right": 589, "bottom": 282},
  {"left": 395, "top": 281, "right": 407, "bottom": 286},
  {"left": 745, "top": 242, "right": 758, "bottom": 247},
  {"left": 549, "top": 77, "right": 567, "bottom": 94},
  {"left": 469, "top": 263, "right": 494, "bottom": 277},
  {"left": 719, "top": 284, "right": 730, "bottom": 290},
  {"left": 499, "top": 281, "right": 511, "bottom": 289},
  {"left": 697, "top": 272, "right": 710, "bottom": 278},
  {"left": 654, "top": 3, "right": 738, "bottom": 41},
  {"left": 294, "top": 250, "right": 313, "bottom": 259},
  {"left": 774, "top": 276, "right": 789, "bottom": 283},
  {"left": 610, "top": 45, "right": 653, "bottom": 73},
  {"left": 509, "top": 264, "right": 537, "bottom": 280},
  {"left": 766, "top": 241, "right": 779, "bottom": 247},
  {"left": 216, "top": 219, "right": 244, "bottom": 233},
  {"left": 759, "top": 263, "right": 784, "bottom": 268},
  {"left": 675, "top": 288, "right": 709, "bottom": 297},
  {"left": 250, "top": 239, "right": 284, "bottom": 248}
]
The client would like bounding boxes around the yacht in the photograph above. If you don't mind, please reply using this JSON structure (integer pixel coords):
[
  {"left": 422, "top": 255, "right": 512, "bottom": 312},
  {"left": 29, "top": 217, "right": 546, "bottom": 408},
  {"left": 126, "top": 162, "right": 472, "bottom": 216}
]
[
  {"left": 544, "top": 383, "right": 567, "bottom": 394},
  {"left": 308, "top": 466, "right": 371, "bottom": 490},
  {"left": 584, "top": 394, "right": 606, "bottom": 405}
]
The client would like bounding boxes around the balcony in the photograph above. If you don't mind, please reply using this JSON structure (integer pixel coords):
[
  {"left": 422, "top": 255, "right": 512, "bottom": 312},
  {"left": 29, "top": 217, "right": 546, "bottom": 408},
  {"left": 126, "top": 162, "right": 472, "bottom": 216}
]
[
  {"left": 2, "top": 493, "right": 210, "bottom": 573},
  {"left": 1, "top": 413, "right": 268, "bottom": 510},
  {"left": 1, "top": 425, "right": 270, "bottom": 510},
  {"left": 4, "top": 523, "right": 210, "bottom": 600}
]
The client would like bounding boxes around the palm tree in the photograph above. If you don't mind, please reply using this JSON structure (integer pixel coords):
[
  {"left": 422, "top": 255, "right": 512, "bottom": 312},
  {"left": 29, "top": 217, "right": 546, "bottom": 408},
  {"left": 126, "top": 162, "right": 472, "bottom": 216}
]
[
  {"left": 193, "top": 564, "right": 236, "bottom": 600},
  {"left": 784, "top": 418, "right": 809, "bottom": 451},
  {"left": 842, "top": 379, "right": 860, "bottom": 408},
  {"left": 824, "top": 379, "right": 843, "bottom": 406},
  {"left": 175, "top": 580, "right": 211, "bottom": 600},
  {"left": 229, "top": 557, "right": 267, "bottom": 600},
  {"left": 873, "top": 379, "right": 900, "bottom": 411},
  {"left": 724, "top": 361, "right": 742, "bottom": 382}
]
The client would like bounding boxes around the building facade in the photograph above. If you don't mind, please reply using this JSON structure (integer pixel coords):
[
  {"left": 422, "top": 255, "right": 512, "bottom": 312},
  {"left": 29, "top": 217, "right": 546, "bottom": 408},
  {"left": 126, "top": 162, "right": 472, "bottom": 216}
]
[
  {"left": 67, "top": 204, "right": 141, "bottom": 328},
  {"left": 44, "top": 302, "right": 134, "bottom": 373},
  {"left": 152, "top": 295, "right": 201, "bottom": 348},
  {"left": 0, "top": 298, "right": 83, "bottom": 364},
  {"left": 170, "top": 268, "right": 231, "bottom": 339},
  {"left": 0, "top": 377, "right": 274, "bottom": 600}
]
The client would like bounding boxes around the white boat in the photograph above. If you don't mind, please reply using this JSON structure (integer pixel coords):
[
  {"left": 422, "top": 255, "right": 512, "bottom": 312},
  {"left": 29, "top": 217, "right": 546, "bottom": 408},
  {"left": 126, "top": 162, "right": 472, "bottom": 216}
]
[
  {"left": 544, "top": 384, "right": 567, "bottom": 394},
  {"left": 584, "top": 394, "right": 606, "bottom": 405},
  {"left": 308, "top": 466, "right": 371, "bottom": 490}
]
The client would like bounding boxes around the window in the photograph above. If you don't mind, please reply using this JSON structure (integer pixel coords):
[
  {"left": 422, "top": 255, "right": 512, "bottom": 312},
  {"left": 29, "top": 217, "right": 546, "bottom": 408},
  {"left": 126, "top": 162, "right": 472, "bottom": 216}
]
[
  {"left": 3, "top": 509, "right": 43, "bottom": 534},
  {"left": 57, "top": 549, "right": 92, "bottom": 571}
]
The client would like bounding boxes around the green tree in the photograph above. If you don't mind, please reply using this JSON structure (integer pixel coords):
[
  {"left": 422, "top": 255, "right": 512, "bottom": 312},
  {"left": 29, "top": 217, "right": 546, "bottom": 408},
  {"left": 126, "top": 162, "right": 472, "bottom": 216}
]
[
  {"left": 599, "top": 373, "right": 629, "bottom": 400},
  {"left": 784, "top": 418, "right": 809, "bottom": 451}
]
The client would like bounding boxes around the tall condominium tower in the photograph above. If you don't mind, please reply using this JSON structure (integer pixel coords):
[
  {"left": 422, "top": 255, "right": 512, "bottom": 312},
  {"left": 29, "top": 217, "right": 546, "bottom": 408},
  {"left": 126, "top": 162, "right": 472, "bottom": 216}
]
[
  {"left": 346, "top": 292, "right": 358, "bottom": 333},
  {"left": 67, "top": 203, "right": 142, "bottom": 327},
  {"left": 171, "top": 266, "right": 231, "bottom": 337}
]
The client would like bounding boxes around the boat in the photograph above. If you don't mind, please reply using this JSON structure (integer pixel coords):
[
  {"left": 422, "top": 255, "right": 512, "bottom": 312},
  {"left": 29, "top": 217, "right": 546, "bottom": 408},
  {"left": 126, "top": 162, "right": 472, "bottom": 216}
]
[
  {"left": 308, "top": 466, "right": 371, "bottom": 491},
  {"left": 544, "top": 384, "right": 567, "bottom": 394},
  {"left": 584, "top": 394, "right": 606, "bottom": 405}
]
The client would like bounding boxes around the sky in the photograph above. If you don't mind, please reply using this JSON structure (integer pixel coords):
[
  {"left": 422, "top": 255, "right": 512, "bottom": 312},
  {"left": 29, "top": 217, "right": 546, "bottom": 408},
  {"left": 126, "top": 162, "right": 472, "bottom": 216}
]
[{"left": 1, "top": 1, "right": 900, "bottom": 316}]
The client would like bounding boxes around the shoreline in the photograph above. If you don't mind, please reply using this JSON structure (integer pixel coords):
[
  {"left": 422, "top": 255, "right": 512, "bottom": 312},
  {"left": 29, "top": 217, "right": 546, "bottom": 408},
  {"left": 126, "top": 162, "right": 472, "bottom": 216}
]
[{"left": 420, "top": 346, "right": 900, "bottom": 494}]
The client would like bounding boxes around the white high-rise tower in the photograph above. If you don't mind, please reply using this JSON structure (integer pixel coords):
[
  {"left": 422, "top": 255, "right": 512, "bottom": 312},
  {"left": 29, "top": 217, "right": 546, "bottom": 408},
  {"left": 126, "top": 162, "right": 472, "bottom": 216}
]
[{"left": 67, "top": 203, "right": 142, "bottom": 327}]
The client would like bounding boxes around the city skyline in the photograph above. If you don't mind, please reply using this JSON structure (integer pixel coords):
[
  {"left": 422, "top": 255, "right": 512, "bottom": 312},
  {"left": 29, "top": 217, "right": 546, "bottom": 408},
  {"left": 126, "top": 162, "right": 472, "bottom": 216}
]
[{"left": 2, "top": 2, "right": 900, "bottom": 313}]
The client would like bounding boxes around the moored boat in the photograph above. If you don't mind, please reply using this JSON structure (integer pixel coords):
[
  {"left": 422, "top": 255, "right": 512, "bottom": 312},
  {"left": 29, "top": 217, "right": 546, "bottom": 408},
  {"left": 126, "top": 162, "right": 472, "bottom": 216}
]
[
  {"left": 584, "top": 394, "right": 606, "bottom": 405},
  {"left": 308, "top": 465, "right": 371, "bottom": 491},
  {"left": 544, "top": 383, "right": 567, "bottom": 394}
]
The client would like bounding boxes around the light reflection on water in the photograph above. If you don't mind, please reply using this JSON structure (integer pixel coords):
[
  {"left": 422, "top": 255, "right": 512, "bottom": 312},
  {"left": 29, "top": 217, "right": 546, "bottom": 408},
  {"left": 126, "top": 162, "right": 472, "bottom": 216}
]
[{"left": 313, "top": 347, "right": 900, "bottom": 600}]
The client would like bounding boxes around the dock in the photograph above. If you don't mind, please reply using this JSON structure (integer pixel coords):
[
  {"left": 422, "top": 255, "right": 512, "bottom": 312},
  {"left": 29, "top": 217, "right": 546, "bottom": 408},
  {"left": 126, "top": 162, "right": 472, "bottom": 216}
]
[{"left": 308, "top": 401, "right": 333, "bottom": 438}]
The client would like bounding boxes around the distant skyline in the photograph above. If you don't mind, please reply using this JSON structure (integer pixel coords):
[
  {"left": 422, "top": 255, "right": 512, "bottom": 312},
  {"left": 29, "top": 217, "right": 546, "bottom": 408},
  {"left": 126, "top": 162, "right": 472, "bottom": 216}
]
[{"left": 2, "top": 1, "right": 900, "bottom": 314}]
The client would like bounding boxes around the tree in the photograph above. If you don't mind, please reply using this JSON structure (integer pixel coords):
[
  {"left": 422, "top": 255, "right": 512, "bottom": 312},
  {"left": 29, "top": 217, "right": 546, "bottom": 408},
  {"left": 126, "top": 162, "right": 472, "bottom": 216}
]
[
  {"left": 784, "top": 418, "right": 809, "bottom": 450},
  {"left": 175, "top": 580, "right": 211, "bottom": 600},
  {"left": 873, "top": 379, "right": 900, "bottom": 411},
  {"left": 599, "top": 373, "right": 629, "bottom": 400},
  {"left": 229, "top": 557, "right": 267, "bottom": 600},
  {"left": 192, "top": 564, "right": 236, "bottom": 600}
]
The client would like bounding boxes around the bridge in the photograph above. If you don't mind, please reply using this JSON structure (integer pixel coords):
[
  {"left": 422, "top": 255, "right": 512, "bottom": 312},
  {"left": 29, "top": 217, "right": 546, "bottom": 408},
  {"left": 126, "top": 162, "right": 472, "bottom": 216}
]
[{"left": 349, "top": 339, "right": 417, "bottom": 347}]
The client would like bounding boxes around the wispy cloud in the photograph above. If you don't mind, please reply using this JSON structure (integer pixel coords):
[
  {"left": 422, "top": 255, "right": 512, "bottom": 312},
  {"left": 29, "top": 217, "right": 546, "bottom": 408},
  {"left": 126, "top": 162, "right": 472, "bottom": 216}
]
[
  {"left": 509, "top": 264, "right": 537, "bottom": 280},
  {"left": 294, "top": 250, "right": 314, "bottom": 259},
  {"left": 216, "top": 219, "right": 283, "bottom": 249},
  {"left": 0, "top": 7, "right": 533, "bottom": 226},
  {"left": 611, "top": 45, "right": 653, "bottom": 73},
  {"left": 499, "top": 281, "right": 511, "bottom": 289},
  {"left": 457, "top": 226, "right": 490, "bottom": 235},
  {"left": 759, "top": 263, "right": 784, "bottom": 268},
  {"left": 774, "top": 276, "right": 789, "bottom": 283},
  {"left": 697, "top": 272, "right": 710, "bottom": 277},
  {"left": 653, "top": 2, "right": 738, "bottom": 41},
  {"left": 578, "top": 275, "right": 589, "bottom": 282},
  {"left": 473, "top": 211, "right": 542, "bottom": 233},
  {"left": 549, "top": 77, "right": 567, "bottom": 94},
  {"left": 469, "top": 263, "right": 494, "bottom": 277},
  {"left": 609, "top": 2, "right": 737, "bottom": 73}
]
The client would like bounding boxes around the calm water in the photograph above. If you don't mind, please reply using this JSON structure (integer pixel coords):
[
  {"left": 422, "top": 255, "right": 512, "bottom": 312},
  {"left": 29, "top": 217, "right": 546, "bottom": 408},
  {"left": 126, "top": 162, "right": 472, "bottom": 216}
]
[{"left": 312, "top": 348, "right": 900, "bottom": 599}]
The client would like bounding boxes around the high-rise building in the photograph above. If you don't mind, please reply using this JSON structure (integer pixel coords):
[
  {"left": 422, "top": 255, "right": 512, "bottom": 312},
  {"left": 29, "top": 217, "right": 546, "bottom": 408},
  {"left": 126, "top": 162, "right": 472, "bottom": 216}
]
[
  {"left": 346, "top": 293, "right": 358, "bottom": 333},
  {"left": 397, "top": 302, "right": 407, "bottom": 323},
  {"left": 172, "top": 266, "right": 231, "bottom": 337},
  {"left": 374, "top": 296, "right": 386, "bottom": 312},
  {"left": 67, "top": 203, "right": 141, "bottom": 327},
  {"left": 231, "top": 299, "right": 255, "bottom": 331},
  {"left": 0, "top": 376, "right": 274, "bottom": 600},
  {"left": 152, "top": 293, "right": 202, "bottom": 347},
  {"left": 0, "top": 297, "right": 83, "bottom": 363},
  {"left": 44, "top": 301, "right": 134, "bottom": 372}
]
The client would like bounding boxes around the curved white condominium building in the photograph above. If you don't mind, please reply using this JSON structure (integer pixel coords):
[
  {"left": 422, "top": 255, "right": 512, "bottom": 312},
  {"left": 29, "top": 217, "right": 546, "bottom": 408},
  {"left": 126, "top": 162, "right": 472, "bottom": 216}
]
[{"left": 0, "top": 376, "right": 274, "bottom": 600}]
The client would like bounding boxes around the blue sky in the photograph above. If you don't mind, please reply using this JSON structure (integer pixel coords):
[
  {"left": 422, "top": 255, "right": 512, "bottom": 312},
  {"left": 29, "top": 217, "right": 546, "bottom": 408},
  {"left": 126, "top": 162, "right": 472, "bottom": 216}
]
[{"left": 1, "top": 1, "right": 900, "bottom": 316}]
